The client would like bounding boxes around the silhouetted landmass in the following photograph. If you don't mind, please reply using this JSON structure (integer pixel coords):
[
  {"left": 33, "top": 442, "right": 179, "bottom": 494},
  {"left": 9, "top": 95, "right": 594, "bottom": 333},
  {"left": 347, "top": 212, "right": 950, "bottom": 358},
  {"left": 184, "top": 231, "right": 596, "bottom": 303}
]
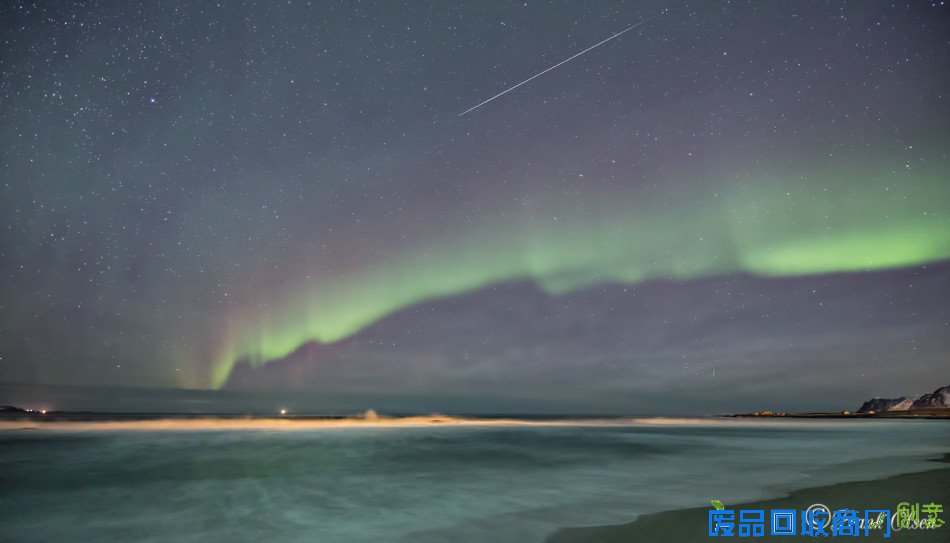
[
  {"left": 733, "top": 408, "right": 950, "bottom": 419},
  {"left": 857, "top": 385, "right": 949, "bottom": 414},
  {"left": 858, "top": 396, "right": 919, "bottom": 413},
  {"left": 857, "top": 385, "right": 950, "bottom": 413},
  {"left": 734, "top": 385, "right": 950, "bottom": 418},
  {"left": 910, "top": 386, "right": 950, "bottom": 410}
]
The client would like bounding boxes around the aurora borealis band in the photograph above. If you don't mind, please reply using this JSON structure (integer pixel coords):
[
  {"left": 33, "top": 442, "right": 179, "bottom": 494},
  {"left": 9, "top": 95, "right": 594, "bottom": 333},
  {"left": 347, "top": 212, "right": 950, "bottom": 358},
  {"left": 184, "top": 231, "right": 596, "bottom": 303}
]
[
  {"left": 211, "top": 163, "right": 950, "bottom": 389},
  {"left": 1, "top": 1, "right": 949, "bottom": 411}
]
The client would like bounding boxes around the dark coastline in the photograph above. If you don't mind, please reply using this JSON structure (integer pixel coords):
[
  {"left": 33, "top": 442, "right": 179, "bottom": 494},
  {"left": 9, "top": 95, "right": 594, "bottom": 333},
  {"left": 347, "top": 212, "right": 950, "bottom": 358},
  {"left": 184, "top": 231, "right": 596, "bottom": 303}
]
[
  {"left": 547, "top": 454, "right": 950, "bottom": 543},
  {"left": 730, "top": 408, "right": 950, "bottom": 419}
]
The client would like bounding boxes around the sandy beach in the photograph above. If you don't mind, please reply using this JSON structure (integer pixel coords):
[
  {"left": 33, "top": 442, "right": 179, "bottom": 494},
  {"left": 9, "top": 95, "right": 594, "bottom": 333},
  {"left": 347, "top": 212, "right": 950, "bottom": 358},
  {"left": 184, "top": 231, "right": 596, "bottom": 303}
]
[{"left": 548, "top": 454, "right": 950, "bottom": 542}]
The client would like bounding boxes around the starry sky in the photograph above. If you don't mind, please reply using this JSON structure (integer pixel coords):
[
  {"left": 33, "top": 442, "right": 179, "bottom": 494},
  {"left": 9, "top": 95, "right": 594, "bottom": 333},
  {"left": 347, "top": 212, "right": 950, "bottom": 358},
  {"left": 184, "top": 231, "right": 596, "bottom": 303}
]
[{"left": 1, "top": 1, "right": 948, "bottom": 412}]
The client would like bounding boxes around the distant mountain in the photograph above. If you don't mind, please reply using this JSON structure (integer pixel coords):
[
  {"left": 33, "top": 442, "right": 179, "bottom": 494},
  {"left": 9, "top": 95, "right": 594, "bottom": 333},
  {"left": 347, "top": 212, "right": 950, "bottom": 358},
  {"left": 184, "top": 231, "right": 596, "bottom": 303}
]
[
  {"left": 911, "top": 386, "right": 950, "bottom": 410},
  {"left": 857, "top": 385, "right": 950, "bottom": 413},
  {"left": 856, "top": 396, "right": 919, "bottom": 413}
]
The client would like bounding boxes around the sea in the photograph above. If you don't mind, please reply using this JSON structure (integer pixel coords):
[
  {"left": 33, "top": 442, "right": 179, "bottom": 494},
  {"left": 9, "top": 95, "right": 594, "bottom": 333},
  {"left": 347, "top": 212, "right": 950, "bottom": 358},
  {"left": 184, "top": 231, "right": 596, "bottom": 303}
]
[{"left": 1, "top": 415, "right": 947, "bottom": 542}]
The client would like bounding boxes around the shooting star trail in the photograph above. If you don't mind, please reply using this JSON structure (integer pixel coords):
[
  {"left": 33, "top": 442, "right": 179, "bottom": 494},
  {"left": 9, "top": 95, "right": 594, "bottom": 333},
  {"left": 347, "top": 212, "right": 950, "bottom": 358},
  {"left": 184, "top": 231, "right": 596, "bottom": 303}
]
[{"left": 459, "top": 14, "right": 661, "bottom": 116}]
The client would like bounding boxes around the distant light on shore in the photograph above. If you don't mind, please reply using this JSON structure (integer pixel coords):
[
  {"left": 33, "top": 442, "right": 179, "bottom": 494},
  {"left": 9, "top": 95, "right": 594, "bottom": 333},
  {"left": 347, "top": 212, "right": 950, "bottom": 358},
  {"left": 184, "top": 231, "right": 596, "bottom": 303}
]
[{"left": 280, "top": 408, "right": 287, "bottom": 415}]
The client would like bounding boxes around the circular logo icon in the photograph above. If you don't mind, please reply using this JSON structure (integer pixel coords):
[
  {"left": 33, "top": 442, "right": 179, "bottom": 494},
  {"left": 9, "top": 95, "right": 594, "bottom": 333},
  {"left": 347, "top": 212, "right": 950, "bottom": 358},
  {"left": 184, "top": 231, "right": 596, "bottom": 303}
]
[{"left": 804, "top": 503, "right": 832, "bottom": 530}]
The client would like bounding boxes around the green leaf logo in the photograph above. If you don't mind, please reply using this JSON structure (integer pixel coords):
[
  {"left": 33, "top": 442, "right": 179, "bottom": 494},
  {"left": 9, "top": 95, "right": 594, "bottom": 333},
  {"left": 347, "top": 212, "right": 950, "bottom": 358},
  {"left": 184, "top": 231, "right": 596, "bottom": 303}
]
[{"left": 711, "top": 500, "right": 725, "bottom": 510}]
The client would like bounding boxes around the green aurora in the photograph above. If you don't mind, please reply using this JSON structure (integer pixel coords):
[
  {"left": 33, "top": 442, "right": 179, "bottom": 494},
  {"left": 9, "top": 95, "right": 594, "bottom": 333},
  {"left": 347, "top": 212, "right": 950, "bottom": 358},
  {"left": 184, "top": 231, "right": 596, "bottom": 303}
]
[{"left": 210, "top": 162, "right": 950, "bottom": 388}]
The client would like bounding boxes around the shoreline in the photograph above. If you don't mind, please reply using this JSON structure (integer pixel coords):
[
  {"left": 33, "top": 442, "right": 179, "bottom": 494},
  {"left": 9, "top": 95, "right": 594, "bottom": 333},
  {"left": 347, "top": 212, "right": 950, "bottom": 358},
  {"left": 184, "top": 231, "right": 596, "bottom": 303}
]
[
  {"left": 5, "top": 414, "right": 947, "bottom": 432},
  {"left": 547, "top": 453, "right": 950, "bottom": 542}
]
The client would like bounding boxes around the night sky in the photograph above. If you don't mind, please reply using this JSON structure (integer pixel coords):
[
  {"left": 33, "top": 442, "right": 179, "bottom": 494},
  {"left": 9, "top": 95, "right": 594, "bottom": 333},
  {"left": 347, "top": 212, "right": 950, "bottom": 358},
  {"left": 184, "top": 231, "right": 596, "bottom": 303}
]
[{"left": 1, "top": 1, "right": 948, "bottom": 412}]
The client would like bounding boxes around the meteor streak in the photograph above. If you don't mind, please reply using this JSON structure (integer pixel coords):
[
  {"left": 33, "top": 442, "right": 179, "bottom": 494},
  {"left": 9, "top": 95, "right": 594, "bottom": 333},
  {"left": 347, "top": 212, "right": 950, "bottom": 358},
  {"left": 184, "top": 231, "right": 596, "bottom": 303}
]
[{"left": 459, "top": 14, "right": 660, "bottom": 116}]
